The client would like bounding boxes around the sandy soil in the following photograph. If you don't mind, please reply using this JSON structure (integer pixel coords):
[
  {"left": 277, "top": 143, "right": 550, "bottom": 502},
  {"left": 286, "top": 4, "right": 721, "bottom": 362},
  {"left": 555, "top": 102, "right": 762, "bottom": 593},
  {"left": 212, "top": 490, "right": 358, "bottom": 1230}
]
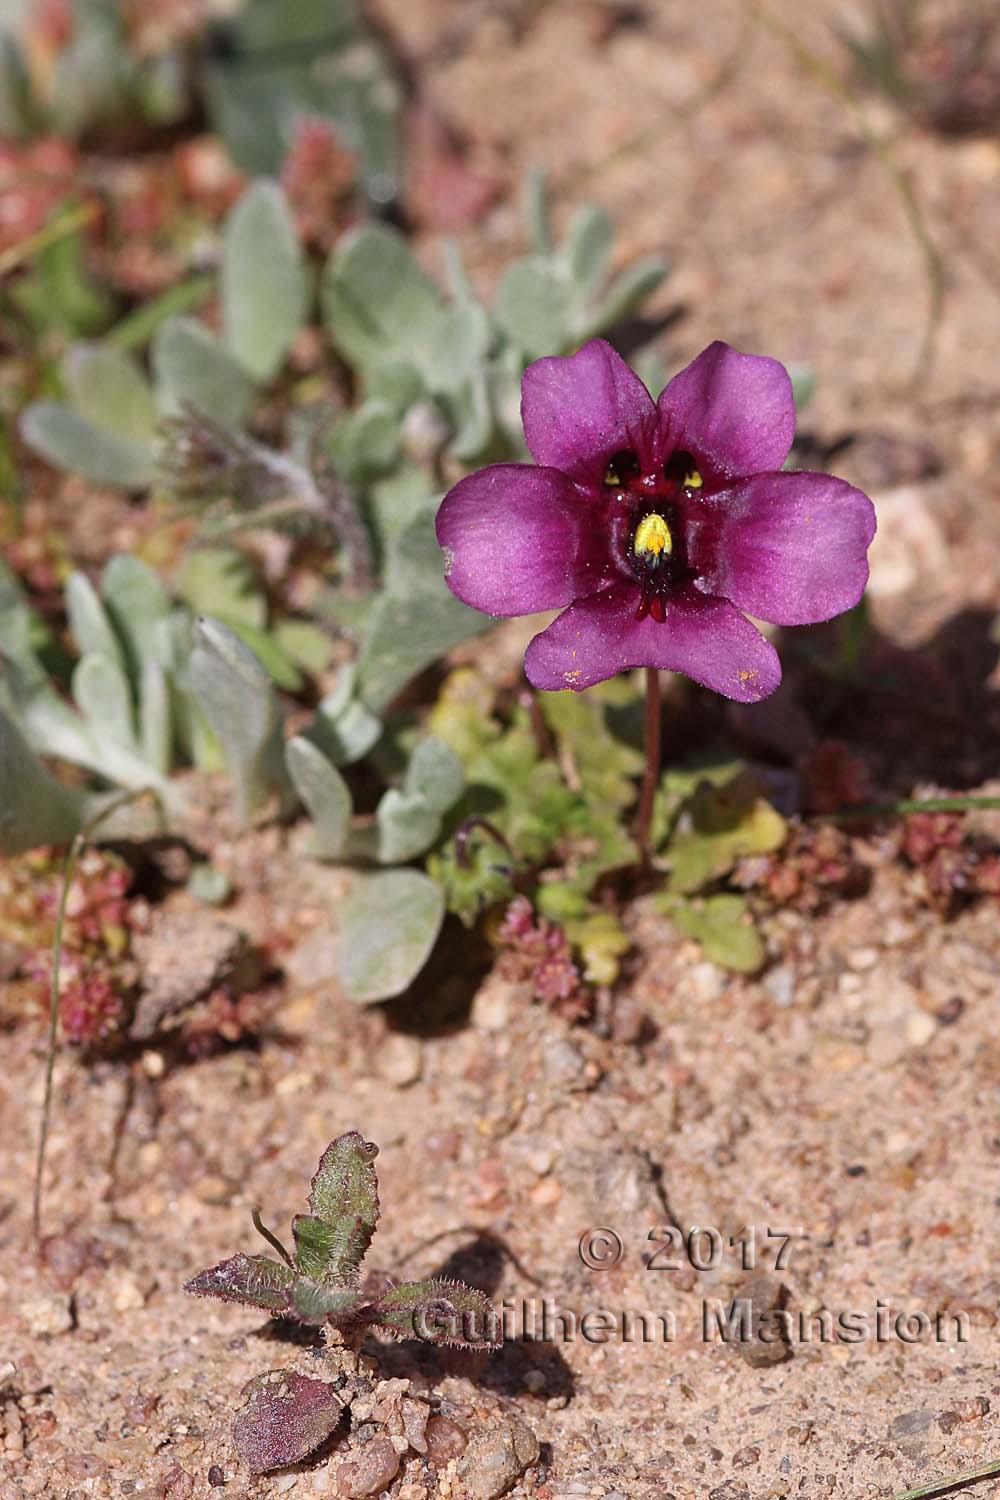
[{"left": 3, "top": 1, "right": 1000, "bottom": 1498}]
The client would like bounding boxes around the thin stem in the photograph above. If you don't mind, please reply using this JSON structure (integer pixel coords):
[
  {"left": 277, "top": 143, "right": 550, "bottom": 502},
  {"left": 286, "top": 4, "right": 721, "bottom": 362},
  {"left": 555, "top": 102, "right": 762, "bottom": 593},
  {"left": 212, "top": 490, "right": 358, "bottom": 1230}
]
[
  {"left": 634, "top": 668, "right": 662, "bottom": 864},
  {"left": 826, "top": 795, "right": 1000, "bottom": 824},
  {"left": 893, "top": 1458, "right": 1000, "bottom": 1500},
  {"left": 518, "top": 684, "right": 555, "bottom": 761},
  {"left": 454, "top": 816, "right": 515, "bottom": 870},
  {"left": 752, "top": 2, "right": 944, "bottom": 382},
  {"left": 33, "top": 788, "right": 159, "bottom": 1243},
  {"left": 0, "top": 201, "right": 98, "bottom": 277},
  {"left": 252, "top": 1207, "right": 296, "bottom": 1269}
]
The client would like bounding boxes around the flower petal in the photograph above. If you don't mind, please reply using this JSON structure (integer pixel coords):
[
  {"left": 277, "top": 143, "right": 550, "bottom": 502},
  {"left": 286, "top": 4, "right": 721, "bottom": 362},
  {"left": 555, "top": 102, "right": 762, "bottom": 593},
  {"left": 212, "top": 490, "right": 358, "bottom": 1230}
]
[
  {"left": 436, "top": 464, "right": 608, "bottom": 617},
  {"left": 521, "top": 339, "right": 658, "bottom": 489},
  {"left": 689, "top": 471, "right": 876, "bottom": 625},
  {"left": 524, "top": 584, "right": 781, "bottom": 702},
  {"left": 657, "top": 341, "right": 795, "bottom": 481}
]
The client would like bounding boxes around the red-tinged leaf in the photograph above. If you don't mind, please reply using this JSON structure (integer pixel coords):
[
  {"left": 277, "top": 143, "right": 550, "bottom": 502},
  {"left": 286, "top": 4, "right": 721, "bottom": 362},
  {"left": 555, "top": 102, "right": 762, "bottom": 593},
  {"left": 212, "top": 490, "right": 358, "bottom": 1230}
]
[
  {"left": 184, "top": 1253, "right": 294, "bottom": 1311},
  {"left": 376, "top": 1278, "right": 500, "bottom": 1348},
  {"left": 233, "top": 1369, "right": 346, "bottom": 1473}
]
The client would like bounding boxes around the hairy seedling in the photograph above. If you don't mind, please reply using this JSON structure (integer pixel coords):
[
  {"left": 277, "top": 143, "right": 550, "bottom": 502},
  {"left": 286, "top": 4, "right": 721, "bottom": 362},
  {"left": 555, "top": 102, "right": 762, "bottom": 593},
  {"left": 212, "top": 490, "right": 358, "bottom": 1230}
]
[{"left": 186, "top": 1131, "right": 498, "bottom": 1473}]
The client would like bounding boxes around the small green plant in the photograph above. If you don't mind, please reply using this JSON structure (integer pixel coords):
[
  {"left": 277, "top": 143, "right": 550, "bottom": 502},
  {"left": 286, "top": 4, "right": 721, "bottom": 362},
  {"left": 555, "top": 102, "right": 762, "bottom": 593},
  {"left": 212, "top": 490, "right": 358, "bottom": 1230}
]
[{"left": 186, "top": 1131, "right": 498, "bottom": 1473}]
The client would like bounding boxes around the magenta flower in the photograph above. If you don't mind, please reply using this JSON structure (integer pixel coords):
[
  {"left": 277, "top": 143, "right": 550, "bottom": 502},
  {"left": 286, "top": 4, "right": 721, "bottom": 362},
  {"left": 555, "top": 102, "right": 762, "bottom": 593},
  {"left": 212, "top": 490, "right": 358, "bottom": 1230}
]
[{"left": 436, "top": 340, "right": 876, "bottom": 702}]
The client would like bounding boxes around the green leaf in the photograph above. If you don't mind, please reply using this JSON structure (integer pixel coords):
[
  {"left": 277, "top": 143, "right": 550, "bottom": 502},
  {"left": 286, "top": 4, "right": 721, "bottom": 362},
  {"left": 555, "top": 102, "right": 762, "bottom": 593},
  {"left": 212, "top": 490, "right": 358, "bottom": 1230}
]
[
  {"left": 272, "top": 620, "right": 334, "bottom": 676},
  {"left": 562, "top": 203, "right": 613, "bottom": 297},
  {"left": 185, "top": 1252, "right": 295, "bottom": 1311},
  {"left": 306, "top": 1130, "right": 380, "bottom": 1282},
  {"left": 72, "top": 653, "right": 136, "bottom": 749},
  {"left": 152, "top": 316, "right": 256, "bottom": 428},
  {"left": 666, "top": 893, "right": 766, "bottom": 974},
  {"left": 376, "top": 1279, "right": 499, "bottom": 1347},
  {"left": 321, "top": 223, "right": 442, "bottom": 373},
  {"left": 335, "top": 868, "right": 445, "bottom": 1003},
  {"left": 308, "top": 670, "right": 382, "bottom": 765},
  {"left": 65, "top": 570, "right": 125, "bottom": 671},
  {"left": 290, "top": 1215, "right": 340, "bottom": 1283},
  {"left": 582, "top": 255, "right": 669, "bottom": 340},
  {"left": 20, "top": 403, "right": 156, "bottom": 489},
  {"left": 403, "top": 736, "right": 464, "bottom": 813},
  {"left": 565, "top": 909, "right": 631, "bottom": 986},
  {"left": 284, "top": 1279, "right": 369, "bottom": 1325},
  {"left": 327, "top": 399, "right": 401, "bottom": 483},
  {"left": 667, "top": 775, "right": 787, "bottom": 894},
  {"left": 174, "top": 547, "right": 267, "bottom": 630},
  {"left": 422, "top": 301, "right": 491, "bottom": 394},
  {"left": 222, "top": 621, "right": 305, "bottom": 692},
  {"left": 375, "top": 789, "right": 442, "bottom": 865},
  {"left": 189, "top": 618, "right": 285, "bottom": 825},
  {"left": 222, "top": 180, "right": 307, "bottom": 382},
  {"left": 540, "top": 680, "right": 644, "bottom": 811},
  {"left": 140, "top": 660, "right": 171, "bottom": 775},
  {"left": 493, "top": 257, "right": 575, "bottom": 357},
  {"left": 286, "top": 735, "right": 352, "bottom": 859},
  {"left": 0, "top": 708, "right": 84, "bottom": 855},
  {"left": 100, "top": 556, "right": 172, "bottom": 680},
  {"left": 63, "top": 343, "right": 159, "bottom": 445},
  {"left": 356, "top": 507, "right": 489, "bottom": 710},
  {"left": 8, "top": 229, "right": 116, "bottom": 337}
]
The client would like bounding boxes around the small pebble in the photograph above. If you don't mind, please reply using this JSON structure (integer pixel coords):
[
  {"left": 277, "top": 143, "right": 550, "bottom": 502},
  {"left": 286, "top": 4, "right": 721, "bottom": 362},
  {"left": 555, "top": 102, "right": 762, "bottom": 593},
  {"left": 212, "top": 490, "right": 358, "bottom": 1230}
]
[
  {"left": 22, "top": 1292, "right": 74, "bottom": 1338},
  {"left": 377, "top": 1034, "right": 423, "bottom": 1087},
  {"left": 470, "top": 980, "right": 513, "bottom": 1032},
  {"left": 905, "top": 1011, "right": 937, "bottom": 1047}
]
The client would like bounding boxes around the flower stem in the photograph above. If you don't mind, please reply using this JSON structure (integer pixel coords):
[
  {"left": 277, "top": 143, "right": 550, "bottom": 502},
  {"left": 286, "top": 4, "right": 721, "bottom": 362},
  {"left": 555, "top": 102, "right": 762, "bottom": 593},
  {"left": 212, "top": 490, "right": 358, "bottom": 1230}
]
[
  {"left": 634, "top": 668, "right": 662, "bottom": 865},
  {"left": 827, "top": 796, "right": 1000, "bottom": 824},
  {"left": 892, "top": 1457, "right": 1000, "bottom": 1500},
  {"left": 33, "top": 787, "right": 162, "bottom": 1243}
]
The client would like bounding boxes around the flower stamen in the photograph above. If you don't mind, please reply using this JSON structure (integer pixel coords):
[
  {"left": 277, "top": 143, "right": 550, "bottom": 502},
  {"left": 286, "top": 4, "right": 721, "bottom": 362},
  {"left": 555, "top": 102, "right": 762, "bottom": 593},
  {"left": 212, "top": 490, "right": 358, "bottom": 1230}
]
[{"left": 633, "top": 512, "right": 672, "bottom": 561}]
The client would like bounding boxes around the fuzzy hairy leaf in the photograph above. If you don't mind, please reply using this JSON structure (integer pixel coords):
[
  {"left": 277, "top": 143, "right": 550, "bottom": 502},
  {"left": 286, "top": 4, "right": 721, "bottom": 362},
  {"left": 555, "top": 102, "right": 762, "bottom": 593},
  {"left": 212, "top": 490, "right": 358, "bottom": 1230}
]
[
  {"left": 0, "top": 707, "right": 85, "bottom": 854},
  {"left": 304, "top": 1131, "right": 379, "bottom": 1282},
  {"left": 100, "top": 556, "right": 172, "bottom": 680},
  {"left": 174, "top": 547, "right": 266, "bottom": 630},
  {"left": 493, "top": 257, "right": 575, "bottom": 358},
  {"left": 404, "top": 736, "right": 464, "bottom": 814},
  {"left": 65, "top": 571, "right": 126, "bottom": 670},
  {"left": 72, "top": 653, "right": 137, "bottom": 750},
  {"left": 233, "top": 1369, "right": 346, "bottom": 1474},
  {"left": 286, "top": 735, "right": 352, "bottom": 859},
  {"left": 184, "top": 1252, "right": 295, "bottom": 1311},
  {"left": 376, "top": 1279, "right": 499, "bottom": 1347},
  {"left": 357, "top": 508, "right": 489, "bottom": 710},
  {"left": 322, "top": 223, "right": 442, "bottom": 374},
  {"left": 375, "top": 788, "right": 442, "bottom": 865},
  {"left": 153, "top": 316, "right": 256, "bottom": 429},
  {"left": 189, "top": 618, "right": 285, "bottom": 825},
  {"left": 307, "top": 672, "right": 382, "bottom": 766},
  {"left": 284, "top": 1278, "right": 371, "bottom": 1325},
  {"left": 335, "top": 869, "right": 445, "bottom": 1003},
  {"left": 20, "top": 402, "right": 156, "bottom": 489},
  {"left": 63, "top": 343, "right": 158, "bottom": 445},
  {"left": 222, "top": 181, "right": 307, "bottom": 382}
]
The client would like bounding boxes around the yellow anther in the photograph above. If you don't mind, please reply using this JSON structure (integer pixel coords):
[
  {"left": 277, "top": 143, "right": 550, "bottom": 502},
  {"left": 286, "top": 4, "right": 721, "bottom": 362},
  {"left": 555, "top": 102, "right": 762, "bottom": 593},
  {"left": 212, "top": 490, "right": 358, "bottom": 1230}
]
[
  {"left": 634, "top": 512, "right": 672, "bottom": 558},
  {"left": 683, "top": 468, "right": 703, "bottom": 489}
]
